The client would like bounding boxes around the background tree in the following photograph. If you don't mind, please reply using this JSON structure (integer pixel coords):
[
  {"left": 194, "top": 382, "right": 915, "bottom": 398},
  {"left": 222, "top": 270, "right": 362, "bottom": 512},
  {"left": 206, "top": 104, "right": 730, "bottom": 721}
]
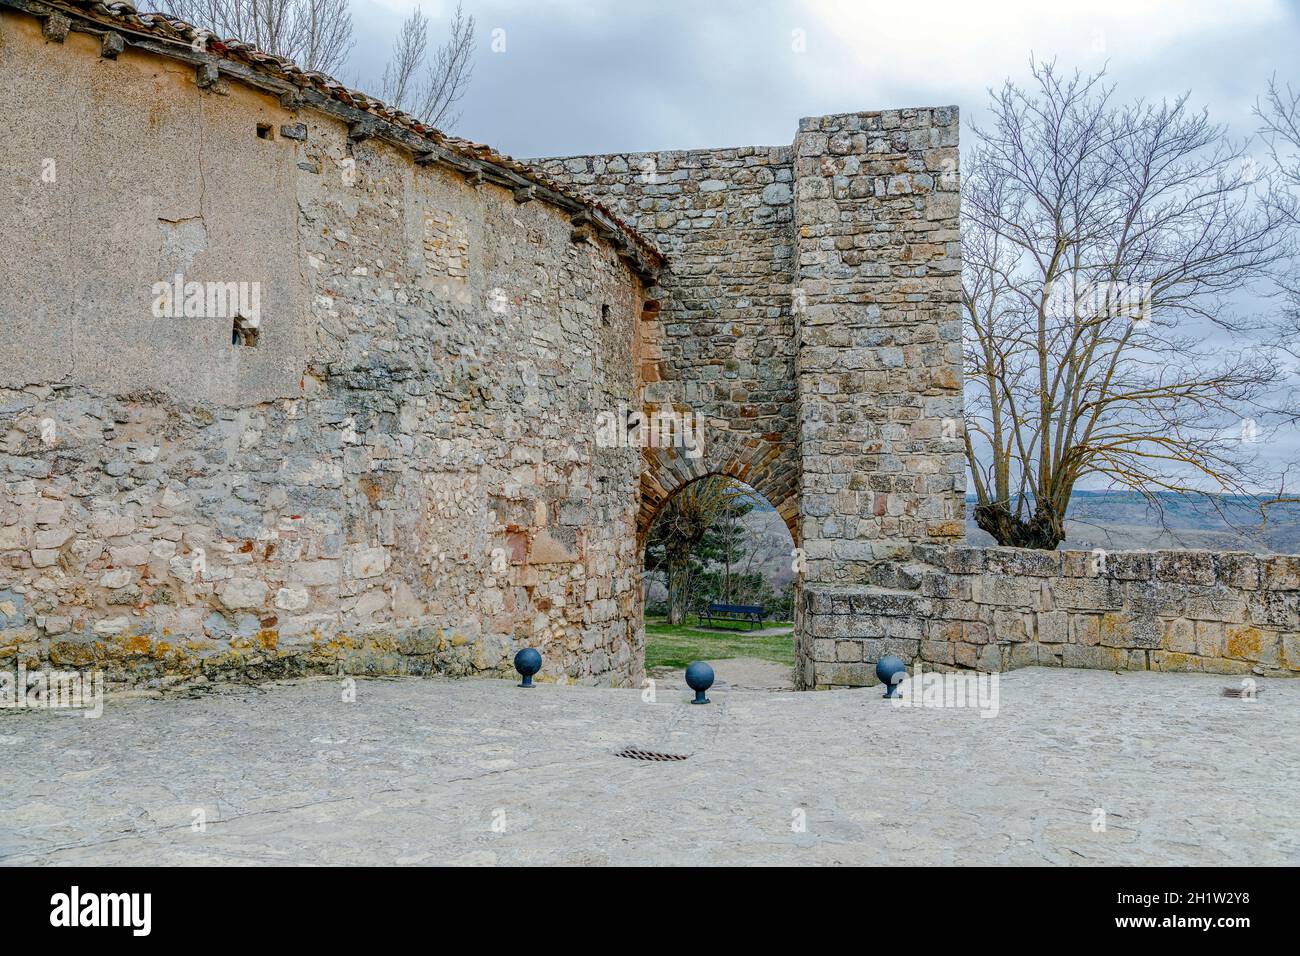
[
  {"left": 699, "top": 491, "right": 755, "bottom": 604},
  {"left": 644, "top": 476, "right": 749, "bottom": 625},
  {"left": 1257, "top": 76, "right": 1300, "bottom": 436},
  {"left": 164, "top": 1, "right": 475, "bottom": 129},
  {"left": 164, "top": 0, "right": 354, "bottom": 74},
  {"left": 381, "top": 4, "right": 476, "bottom": 128},
  {"left": 962, "top": 61, "right": 1292, "bottom": 549}
]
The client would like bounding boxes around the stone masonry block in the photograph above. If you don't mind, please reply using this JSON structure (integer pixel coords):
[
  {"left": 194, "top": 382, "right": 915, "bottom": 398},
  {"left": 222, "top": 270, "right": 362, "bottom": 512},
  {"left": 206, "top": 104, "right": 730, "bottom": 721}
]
[
  {"left": 1123, "top": 579, "right": 1187, "bottom": 615},
  {"left": 1161, "top": 618, "right": 1196, "bottom": 654},
  {"left": 1183, "top": 586, "right": 1247, "bottom": 622},
  {"left": 1104, "top": 551, "right": 1154, "bottom": 580},
  {"left": 1070, "top": 614, "right": 1101, "bottom": 646},
  {"left": 1153, "top": 550, "right": 1216, "bottom": 585},
  {"left": 1247, "top": 591, "right": 1300, "bottom": 629},
  {"left": 1037, "top": 610, "right": 1068, "bottom": 644},
  {"left": 1006, "top": 643, "right": 1039, "bottom": 670},
  {"left": 984, "top": 548, "right": 1061, "bottom": 577},
  {"left": 919, "top": 639, "right": 954, "bottom": 664},
  {"left": 1049, "top": 578, "right": 1123, "bottom": 612},
  {"left": 835, "top": 640, "right": 863, "bottom": 662},
  {"left": 1097, "top": 612, "right": 1161, "bottom": 649},
  {"left": 992, "top": 608, "right": 1032, "bottom": 643},
  {"left": 1062, "top": 644, "right": 1130, "bottom": 671},
  {"left": 972, "top": 574, "right": 1041, "bottom": 609},
  {"left": 1261, "top": 555, "right": 1300, "bottom": 591},
  {"left": 1214, "top": 553, "right": 1260, "bottom": 590}
]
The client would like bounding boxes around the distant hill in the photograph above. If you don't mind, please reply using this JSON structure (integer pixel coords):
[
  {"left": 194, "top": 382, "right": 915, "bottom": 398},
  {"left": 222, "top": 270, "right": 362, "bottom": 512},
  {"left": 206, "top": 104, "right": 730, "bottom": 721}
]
[{"left": 964, "top": 491, "right": 1300, "bottom": 554}]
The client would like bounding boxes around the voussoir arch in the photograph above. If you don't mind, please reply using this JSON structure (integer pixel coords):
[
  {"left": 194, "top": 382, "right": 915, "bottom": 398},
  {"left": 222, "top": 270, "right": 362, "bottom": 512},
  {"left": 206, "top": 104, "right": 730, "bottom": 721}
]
[{"left": 638, "top": 431, "right": 800, "bottom": 545}]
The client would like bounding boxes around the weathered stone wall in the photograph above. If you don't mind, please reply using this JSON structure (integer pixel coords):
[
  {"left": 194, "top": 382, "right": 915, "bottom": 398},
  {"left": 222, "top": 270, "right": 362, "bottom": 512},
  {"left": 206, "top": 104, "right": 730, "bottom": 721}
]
[
  {"left": 532, "top": 144, "right": 802, "bottom": 537},
  {"left": 15, "top": 5, "right": 1284, "bottom": 697},
  {"left": 0, "top": 9, "right": 649, "bottom": 689},
  {"left": 538, "top": 112, "right": 966, "bottom": 690},
  {"left": 792, "top": 109, "right": 965, "bottom": 586},
  {"left": 801, "top": 546, "right": 1300, "bottom": 687}
]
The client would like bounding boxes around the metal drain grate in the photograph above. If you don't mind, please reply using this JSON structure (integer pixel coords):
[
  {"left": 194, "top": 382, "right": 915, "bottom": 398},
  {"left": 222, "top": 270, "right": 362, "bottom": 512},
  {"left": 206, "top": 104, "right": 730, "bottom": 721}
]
[{"left": 616, "top": 747, "right": 689, "bottom": 762}]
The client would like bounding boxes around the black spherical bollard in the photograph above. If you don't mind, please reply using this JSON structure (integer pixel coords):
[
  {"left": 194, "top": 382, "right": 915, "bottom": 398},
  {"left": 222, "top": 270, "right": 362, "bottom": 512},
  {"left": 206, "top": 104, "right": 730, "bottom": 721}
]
[
  {"left": 875, "top": 655, "right": 908, "bottom": 698},
  {"left": 685, "top": 660, "right": 715, "bottom": 705},
  {"left": 514, "top": 648, "right": 542, "bottom": 688}
]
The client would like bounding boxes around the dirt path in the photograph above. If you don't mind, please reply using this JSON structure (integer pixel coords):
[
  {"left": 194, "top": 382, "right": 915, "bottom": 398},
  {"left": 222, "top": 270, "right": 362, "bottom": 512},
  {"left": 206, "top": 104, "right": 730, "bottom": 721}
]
[
  {"left": 647, "top": 656, "right": 795, "bottom": 691},
  {"left": 684, "top": 624, "right": 795, "bottom": 638}
]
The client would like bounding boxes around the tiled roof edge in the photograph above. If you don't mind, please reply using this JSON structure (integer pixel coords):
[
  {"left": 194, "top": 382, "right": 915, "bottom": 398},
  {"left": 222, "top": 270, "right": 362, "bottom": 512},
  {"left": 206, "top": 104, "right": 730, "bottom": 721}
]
[{"left": 2, "top": 0, "right": 664, "bottom": 280}]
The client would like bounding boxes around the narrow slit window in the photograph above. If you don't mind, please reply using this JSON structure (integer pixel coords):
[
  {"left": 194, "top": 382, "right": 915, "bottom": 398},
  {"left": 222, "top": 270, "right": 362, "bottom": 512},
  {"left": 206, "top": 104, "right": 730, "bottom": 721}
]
[
  {"left": 232, "top": 315, "right": 260, "bottom": 347},
  {"left": 602, "top": 303, "right": 611, "bottom": 326}
]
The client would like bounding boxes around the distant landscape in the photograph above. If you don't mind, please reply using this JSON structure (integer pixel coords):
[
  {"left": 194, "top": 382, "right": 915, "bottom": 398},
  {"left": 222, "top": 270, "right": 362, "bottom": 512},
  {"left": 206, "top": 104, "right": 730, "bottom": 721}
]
[
  {"left": 738, "top": 489, "right": 1300, "bottom": 553},
  {"left": 965, "top": 491, "right": 1300, "bottom": 554}
]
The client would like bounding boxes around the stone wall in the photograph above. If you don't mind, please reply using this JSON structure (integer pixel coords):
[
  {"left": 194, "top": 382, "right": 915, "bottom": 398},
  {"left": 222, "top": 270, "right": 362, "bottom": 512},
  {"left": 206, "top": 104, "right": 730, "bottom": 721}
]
[
  {"left": 801, "top": 546, "right": 1300, "bottom": 687},
  {"left": 792, "top": 109, "right": 966, "bottom": 586},
  {"left": 534, "top": 109, "right": 966, "bottom": 566},
  {"left": 532, "top": 144, "right": 802, "bottom": 536},
  {"left": 0, "top": 8, "right": 650, "bottom": 689}
]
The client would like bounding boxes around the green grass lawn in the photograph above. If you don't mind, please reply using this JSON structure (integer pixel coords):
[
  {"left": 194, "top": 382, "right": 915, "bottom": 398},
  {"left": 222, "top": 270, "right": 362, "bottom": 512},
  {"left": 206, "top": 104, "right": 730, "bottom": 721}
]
[{"left": 644, "top": 615, "right": 795, "bottom": 670}]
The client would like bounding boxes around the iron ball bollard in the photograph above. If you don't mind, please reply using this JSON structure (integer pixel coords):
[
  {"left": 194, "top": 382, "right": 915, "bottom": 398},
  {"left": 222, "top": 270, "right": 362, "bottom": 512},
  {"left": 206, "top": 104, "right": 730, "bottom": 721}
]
[
  {"left": 514, "top": 648, "right": 542, "bottom": 688},
  {"left": 875, "top": 655, "right": 908, "bottom": 698},
  {"left": 685, "top": 660, "right": 715, "bottom": 705}
]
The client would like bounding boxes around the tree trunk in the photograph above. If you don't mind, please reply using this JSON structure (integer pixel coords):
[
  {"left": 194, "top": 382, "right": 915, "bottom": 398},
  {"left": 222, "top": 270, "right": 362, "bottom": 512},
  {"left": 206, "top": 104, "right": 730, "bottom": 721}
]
[
  {"left": 973, "top": 500, "right": 1065, "bottom": 550},
  {"left": 723, "top": 510, "right": 733, "bottom": 603},
  {"left": 667, "top": 545, "right": 690, "bottom": 625}
]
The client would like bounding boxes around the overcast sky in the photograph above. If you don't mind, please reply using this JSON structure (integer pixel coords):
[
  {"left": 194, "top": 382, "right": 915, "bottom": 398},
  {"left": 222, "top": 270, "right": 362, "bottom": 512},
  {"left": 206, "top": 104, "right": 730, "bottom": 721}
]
[
  {"left": 338, "top": 0, "right": 1300, "bottom": 489},
  {"left": 343, "top": 0, "right": 1300, "bottom": 156}
]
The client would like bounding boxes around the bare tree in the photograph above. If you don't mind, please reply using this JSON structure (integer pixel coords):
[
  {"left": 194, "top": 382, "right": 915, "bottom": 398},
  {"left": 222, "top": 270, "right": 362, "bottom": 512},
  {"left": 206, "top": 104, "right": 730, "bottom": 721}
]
[
  {"left": 164, "top": 1, "right": 473, "bottom": 129},
  {"left": 164, "top": 0, "right": 353, "bottom": 74},
  {"left": 962, "top": 61, "right": 1292, "bottom": 549},
  {"left": 1257, "top": 77, "right": 1300, "bottom": 381},
  {"left": 380, "top": 5, "right": 428, "bottom": 111},
  {"left": 645, "top": 477, "right": 748, "bottom": 625},
  {"left": 380, "top": 4, "right": 475, "bottom": 129}
]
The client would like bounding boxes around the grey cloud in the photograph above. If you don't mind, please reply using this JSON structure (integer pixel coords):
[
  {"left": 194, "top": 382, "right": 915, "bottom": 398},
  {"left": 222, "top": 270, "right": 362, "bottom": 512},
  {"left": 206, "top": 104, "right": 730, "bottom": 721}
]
[{"left": 343, "top": 0, "right": 1300, "bottom": 476}]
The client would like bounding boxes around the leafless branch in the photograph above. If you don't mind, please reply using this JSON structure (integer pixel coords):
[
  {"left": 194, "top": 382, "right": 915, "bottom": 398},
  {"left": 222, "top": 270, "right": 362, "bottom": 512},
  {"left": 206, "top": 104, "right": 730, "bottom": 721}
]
[
  {"left": 380, "top": 4, "right": 475, "bottom": 130},
  {"left": 163, "top": 0, "right": 353, "bottom": 74},
  {"left": 963, "top": 60, "right": 1296, "bottom": 549}
]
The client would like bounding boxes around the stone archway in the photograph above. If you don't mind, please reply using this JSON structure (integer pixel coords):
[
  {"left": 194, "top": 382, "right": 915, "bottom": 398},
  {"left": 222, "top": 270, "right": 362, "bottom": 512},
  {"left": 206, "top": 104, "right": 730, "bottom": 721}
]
[
  {"left": 541, "top": 107, "right": 967, "bottom": 689},
  {"left": 638, "top": 430, "right": 799, "bottom": 546},
  {"left": 637, "top": 466, "right": 801, "bottom": 688}
]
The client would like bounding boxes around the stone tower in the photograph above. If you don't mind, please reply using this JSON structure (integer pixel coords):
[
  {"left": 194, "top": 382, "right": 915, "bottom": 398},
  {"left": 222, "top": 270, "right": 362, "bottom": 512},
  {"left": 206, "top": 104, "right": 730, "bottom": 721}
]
[{"left": 536, "top": 106, "right": 965, "bottom": 686}]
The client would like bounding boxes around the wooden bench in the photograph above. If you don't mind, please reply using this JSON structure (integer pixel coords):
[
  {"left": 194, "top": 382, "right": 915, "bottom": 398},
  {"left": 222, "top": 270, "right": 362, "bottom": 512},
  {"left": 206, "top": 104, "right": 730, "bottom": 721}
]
[{"left": 699, "top": 602, "right": 767, "bottom": 630}]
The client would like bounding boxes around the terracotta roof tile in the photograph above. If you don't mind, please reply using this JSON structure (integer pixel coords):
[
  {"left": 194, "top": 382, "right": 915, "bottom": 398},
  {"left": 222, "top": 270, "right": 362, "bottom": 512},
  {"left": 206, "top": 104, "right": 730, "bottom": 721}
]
[{"left": 6, "top": 0, "right": 663, "bottom": 273}]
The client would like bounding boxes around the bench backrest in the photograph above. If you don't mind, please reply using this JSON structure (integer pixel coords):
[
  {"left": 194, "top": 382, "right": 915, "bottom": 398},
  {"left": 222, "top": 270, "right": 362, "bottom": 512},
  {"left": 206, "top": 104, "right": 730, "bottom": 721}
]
[{"left": 707, "top": 603, "right": 765, "bottom": 615}]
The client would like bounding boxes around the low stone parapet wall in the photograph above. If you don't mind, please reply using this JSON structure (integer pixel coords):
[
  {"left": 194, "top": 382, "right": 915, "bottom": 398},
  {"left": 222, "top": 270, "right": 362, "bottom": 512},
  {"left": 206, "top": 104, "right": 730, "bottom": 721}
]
[{"left": 799, "top": 546, "right": 1300, "bottom": 688}]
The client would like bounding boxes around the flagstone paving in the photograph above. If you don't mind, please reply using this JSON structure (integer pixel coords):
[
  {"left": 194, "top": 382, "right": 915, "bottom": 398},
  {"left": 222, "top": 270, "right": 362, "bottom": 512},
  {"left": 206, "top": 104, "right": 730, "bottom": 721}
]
[{"left": 1, "top": 668, "right": 1296, "bottom": 866}]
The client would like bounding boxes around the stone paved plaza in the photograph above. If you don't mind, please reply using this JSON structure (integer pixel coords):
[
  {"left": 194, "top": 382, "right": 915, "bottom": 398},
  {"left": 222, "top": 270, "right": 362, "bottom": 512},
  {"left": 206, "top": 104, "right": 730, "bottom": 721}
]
[{"left": 2, "top": 667, "right": 1296, "bottom": 866}]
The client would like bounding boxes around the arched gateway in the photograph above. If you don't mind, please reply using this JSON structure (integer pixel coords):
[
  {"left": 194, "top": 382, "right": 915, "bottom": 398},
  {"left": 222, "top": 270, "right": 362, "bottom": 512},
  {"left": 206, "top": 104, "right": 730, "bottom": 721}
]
[{"left": 537, "top": 112, "right": 967, "bottom": 686}]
